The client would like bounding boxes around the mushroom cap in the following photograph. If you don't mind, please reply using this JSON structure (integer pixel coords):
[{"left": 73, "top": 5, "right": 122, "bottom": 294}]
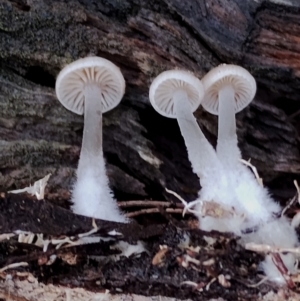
[
  {"left": 201, "top": 64, "right": 256, "bottom": 115},
  {"left": 55, "top": 57, "right": 125, "bottom": 115},
  {"left": 149, "top": 70, "right": 204, "bottom": 118}
]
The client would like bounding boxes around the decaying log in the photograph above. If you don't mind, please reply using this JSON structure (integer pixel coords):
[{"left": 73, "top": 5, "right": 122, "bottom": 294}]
[
  {"left": 0, "top": 0, "right": 300, "bottom": 202},
  {"left": 1, "top": 0, "right": 300, "bottom": 299},
  {"left": 2, "top": 194, "right": 299, "bottom": 301}
]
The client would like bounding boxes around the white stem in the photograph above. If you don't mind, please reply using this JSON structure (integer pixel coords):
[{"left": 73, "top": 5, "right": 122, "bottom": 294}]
[
  {"left": 173, "top": 90, "right": 220, "bottom": 179},
  {"left": 216, "top": 85, "right": 241, "bottom": 167},
  {"left": 71, "top": 85, "right": 127, "bottom": 222},
  {"left": 77, "top": 85, "right": 103, "bottom": 175}
]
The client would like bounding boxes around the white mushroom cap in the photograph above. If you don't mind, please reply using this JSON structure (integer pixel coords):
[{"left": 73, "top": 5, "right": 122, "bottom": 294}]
[
  {"left": 55, "top": 57, "right": 125, "bottom": 115},
  {"left": 149, "top": 70, "right": 204, "bottom": 118},
  {"left": 201, "top": 64, "right": 256, "bottom": 115}
]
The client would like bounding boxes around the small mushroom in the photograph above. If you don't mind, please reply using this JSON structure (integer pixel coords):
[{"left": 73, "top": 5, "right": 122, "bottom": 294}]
[
  {"left": 201, "top": 64, "right": 256, "bottom": 168},
  {"left": 149, "top": 70, "right": 221, "bottom": 179},
  {"left": 55, "top": 56, "right": 127, "bottom": 222}
]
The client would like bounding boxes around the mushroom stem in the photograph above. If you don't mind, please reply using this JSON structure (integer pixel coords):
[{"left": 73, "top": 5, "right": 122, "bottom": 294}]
[
  {"left": 77, "top": 85, "right": 103, "bottom": 173},
  {"left": 216, "top": 85, "right": 241, "bottom": 167},
  {"left": 72, "top": 85, "right": 126, "bottom": 222},
  {"left": 173, "top": 90, "right": 220, "bottom": 179}
]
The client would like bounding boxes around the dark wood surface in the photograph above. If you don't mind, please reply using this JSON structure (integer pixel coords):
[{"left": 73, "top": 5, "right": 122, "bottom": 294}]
[
  {"left": 1, "top": 0, "right": 300, "bottom": 299},
  {"left": 0, "top": 194, "right": 277, "bottom": 300},
  {"left": 1, "top": 0, "right": 300, "bottom": 203}
]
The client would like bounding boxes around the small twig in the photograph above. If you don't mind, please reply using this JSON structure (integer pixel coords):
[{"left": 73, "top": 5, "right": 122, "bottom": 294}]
[
  {"left": 8, "top": 173, "right": 51, "bottom": 200},
  {"left": 281, "top": 195, "right": 297, "bottom": 217},
  {"left": 14, "top": 220, "right": 102, "bottom": 252},
  {"left": 165, "top": 188, "right": 188, "bottom": 206},
  {"left": 152, "top": 245, "right": 169, "bottom": 266},
  {"left": 118, "top": 200, "right": 183, "bottom": 208},
  {"left": 294, "top": 180, "right": 300, "bottom": 204},
  {"left": 205, "top": 277, "right": 216, "bottom": 291},
  {"left": 0, "top": 233, "right": 15, "bottom": 242},
  {"left": 165, "top": 188, "right": 202, "bottom": 216},
  {"left": 78, "top": 219, "right": 98, "bottom": 238},
  {"left": 272, "top": 253, "right": 295, "bottom": 288},
  {"left": 245, "top": 243, "right": 296, "bottom": 288},
  {"left": 245, "top": 276, "right": 269, "bottom": 288},
  {"left": 218, "top": 274, "right": 231, "bottom": 288},
  {"left": 291, "top": 211, "right": 300, "bottom": 228},
  {"left": 126, "top": 208, "right": 184, "bottom": 218},
  {"left": 240, "top": 159, "right": 263, "bottom": 186},
  {"left": 180, "top": 280, "right": 205, "bottom": 292},
  {"left": 166, "top": 188, "right": 243, "bottom": 221},
  {"left": 245, "top": 242, "right": 300, "bottom": 255},
  {"left": 0, "top": 262, "right": 28, "bottom": 273},
  {"left": 281, "top": 180, "right": 300, "bottom": 217}
]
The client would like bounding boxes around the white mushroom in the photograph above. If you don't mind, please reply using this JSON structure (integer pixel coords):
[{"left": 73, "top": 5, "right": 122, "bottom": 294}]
[
  {"left": 200, "top": 65, "right": 300, "bottom": 285},
  {"left": 55, "top": 56, "right": 127, "bottom": 222},
  {"left": 149, "top": 70, "right": 221, "bottom": 180},
  {"left": 201, "top": 64, "right": 256, "bottom": 168}
]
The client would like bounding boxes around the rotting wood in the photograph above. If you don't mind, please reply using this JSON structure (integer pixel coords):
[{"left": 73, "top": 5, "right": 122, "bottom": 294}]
[
  {"left": 0, "top": 0, "right": 300, "bottom": 204},
  {"left": 1, "top": 0, "right": 300, "bottom": 300},
  {"left": 1, "top": 194, "right": 300, "bottom": 300}
]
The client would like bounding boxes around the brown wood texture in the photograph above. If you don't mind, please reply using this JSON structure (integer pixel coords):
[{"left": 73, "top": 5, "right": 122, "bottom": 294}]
[
  {"left": 1, "top": 0, "right": 300, "bottom": 300},
  {"left": 0, "top": 194, "right": 281, "bottom": 300},
  {"left": 0, "top": 0, "right": 300, "bottom": 204}
]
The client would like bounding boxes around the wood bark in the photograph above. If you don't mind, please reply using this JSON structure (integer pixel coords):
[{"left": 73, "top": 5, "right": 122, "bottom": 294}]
[
  {"left": 0, "top": 0, "right": 300, "bottom": 202},
  {"left": 1, "top": 0, "right": 300, "bottom": 299}
]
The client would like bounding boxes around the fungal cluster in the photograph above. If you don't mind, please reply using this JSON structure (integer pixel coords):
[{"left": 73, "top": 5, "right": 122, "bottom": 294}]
[
  {"left": 55, "top": 57, "right": 299, "bottom": 285},
  {"left": 149, "top": 65, "right": 299, "bottom": 285}
]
